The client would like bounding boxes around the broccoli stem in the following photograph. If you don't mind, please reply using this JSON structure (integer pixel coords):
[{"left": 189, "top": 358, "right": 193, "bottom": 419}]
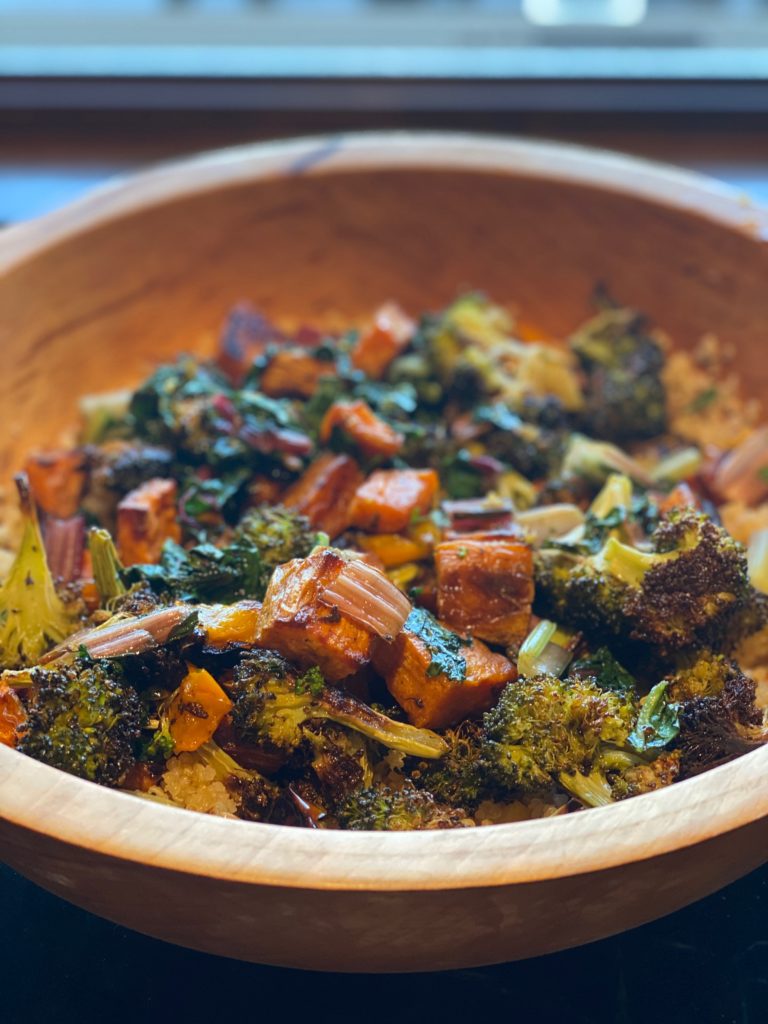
[
  {"left": 313, "top": 689, "right": 449, "bottom": 759},
  {"left": 559, "top": 769, "right": 615, "bottom": 807},
  {"left": 89, "top": 527, "right": 127, "bottom": 603},
  {"left": 0, "top": 475, "right": 78, "bottom": 668},
  {"left": 594, "top": 535, "right": 676, "bottom": 587}
]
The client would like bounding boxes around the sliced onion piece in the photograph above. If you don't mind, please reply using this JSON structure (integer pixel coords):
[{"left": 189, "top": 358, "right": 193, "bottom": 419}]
[
  {"left": 43, "top": 515, "right": 85, "bottom": 584},
  {"left": 748, "top": 528, "right": 768, "bottom": 595},
  {"left": 320, "top": 558, "right": 411, "bottom": 641},
  {"left": 516, "top": 504, "right": 585, "bottom": 547},
  {"left": 443, "top": 497, "right": 515, "bottom": 535},
  {"left": 713, "top": 426, "right": 768, "bottom": 505},
  {"left": 518, "top": 619, "right": 575, "bottom": 679}
]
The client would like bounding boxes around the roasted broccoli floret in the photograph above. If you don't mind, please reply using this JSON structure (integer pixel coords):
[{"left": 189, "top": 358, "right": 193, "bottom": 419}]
[
  {"left": 674, "top": 668, "right": 767, "bottom": 777},
  {"left": 122, "top": 505, "right": 319, "bottom": 604},
  {"left": 414, "top": 720, "right": 490, "bottom": 811},
  {"left": 305, "top": 725, "right": 375, "bottom": 806},
  {"left": 536, "top": 508, "right": 751, "bottom": 650},
  {"left": 664, "top": 651, "right": 735, "bottom": 702},
  {"left": 473, "top": 403, "right": 565, "bottom": 480},
  {"left": 235, "top": 505, "right": 319, "bottom": 578},
  {"left": 18, "top": 660, "right": 141, "bottom": 785},
  {"left": 610, "top": 751, "right": 681, "bottom": 799},
  {"left": 337, "top": 783, "right": 471, "bottom": 831},
  {"left": 480, "top": 674, "right": 636, "bottom": 796},
  {"left": 231, "top": 650, "right": 448, "bottom": 759},
  {"left": 571, "top": 305, "right": 667, "bottom": 442},
  {"left": 0, "top": 476, "right": 79, "bottom": 669}
]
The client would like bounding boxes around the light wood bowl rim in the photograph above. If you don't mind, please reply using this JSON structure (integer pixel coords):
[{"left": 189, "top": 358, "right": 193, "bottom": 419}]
[{"left": 1, "top": 130, "right": 767, "bottom": 894}]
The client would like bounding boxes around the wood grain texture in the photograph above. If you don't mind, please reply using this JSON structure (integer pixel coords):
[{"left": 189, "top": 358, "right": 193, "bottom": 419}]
[{"left": 0, "top": 133, "right": 767, "bottom": 971}]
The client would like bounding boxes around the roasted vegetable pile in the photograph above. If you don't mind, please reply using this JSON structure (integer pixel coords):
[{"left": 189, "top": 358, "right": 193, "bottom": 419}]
[{"left": 2, "top": 293, "right": 767, "bottom": 829}]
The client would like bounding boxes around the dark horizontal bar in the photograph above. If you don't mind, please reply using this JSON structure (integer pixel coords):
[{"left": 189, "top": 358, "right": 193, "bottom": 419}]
[{"left": 2, "top": 76, "right": 768, "bottom": 114}]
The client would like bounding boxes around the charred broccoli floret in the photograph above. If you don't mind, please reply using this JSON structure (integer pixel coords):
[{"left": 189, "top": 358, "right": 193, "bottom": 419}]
[
  {"left": 415, "top": 720, "right": 490, "bottom": 811},
  {"left": 480, "top": 674, "right": 636, "bottom": 797},
  {"left": 18, "top": 660, "right": 141, "bottom": 785},
  {"left": 337, "top": 783, "right": 471, "bottom": 831},
  {"left": 235, "top": 505, "right": 319, "bottom": 577},
  {"left": 674, "top": 668, "right": 767, "bottom": 777},
  {"left": 536, "top": 508, "right": 751, "bottom": 650},
  {"left": 0, "top": 476, "right": 79, "bottom": 669},
  {"left": 473, "top": 403, "right": 564, "bottom": 480},
  {"left": 610, "top": 751, "right": 681, "bottom": 799},
  {"left": 664, "top": 651, "right": 735, "bottom": 702},
  {"left": 571, "top": 306, "right": 667, "bottom": 442},
  {"left": 305, "top": 724, "right": 376, "bottom": 806},
  {"left": 231, "top": 650, "right": 448, "bottom": 759}
]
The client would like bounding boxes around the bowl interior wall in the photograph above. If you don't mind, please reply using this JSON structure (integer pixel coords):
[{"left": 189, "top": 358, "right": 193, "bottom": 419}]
[{"left": 2, "top": 167, "right": 767, "bottom": 478}]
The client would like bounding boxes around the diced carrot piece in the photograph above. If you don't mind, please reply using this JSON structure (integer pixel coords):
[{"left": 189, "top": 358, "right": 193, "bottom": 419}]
[
  {"left": 373, "top": 630, "right": 515, "bottom": 730},
  {"left": 319, "top": 400, "right": 404, "bottom": 460},
  {"left": 0, "top": 684, "right": 27, "bottom": 748},
  {"left": 167, "top": 665, "right": 234, "bottom": 753},
  {"left": 283, "top": 453, "right": 363, "bottom": 539},
  {"left": 24, "top": 449, "right": 87, "bottom": 519},
  {"left": 435, "top": 536, "right": 534, "bottom": 647},
  {"left": 256, "top": 548, "right": 373, "bottom": 682},
  {"left": 355, "top": 533, "right": 431, "bottom": 569},
  {"left": 350, "top": 302, "right": 415, "bottom": 379},
  {"left": 260, "top": 348, "right": 336, "bottom": 399},
  {"left": 197, "top": 601, "right": 261, "bottom": 648},
  {"left": 349, "top": 469, "right": 439, "bottom": 533},
  {"left": 658, "top": 483, "right": 701, "bottom": 515},
  {"left": 116, "top": 478, "right": 181, "bottom": 566}
]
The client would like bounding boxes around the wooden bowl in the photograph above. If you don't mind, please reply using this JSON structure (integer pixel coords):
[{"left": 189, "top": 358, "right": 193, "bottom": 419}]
[{"left": 1, "top": 133, "right": 767, "bottom": 973}]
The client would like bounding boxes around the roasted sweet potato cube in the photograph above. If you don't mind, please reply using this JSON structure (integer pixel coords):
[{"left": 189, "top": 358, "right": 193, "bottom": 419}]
[
  {"left": 319, "top": 400, "right": 404, "bottom": 460},
  {"left": 349, "top": 469, "right": 439, "bottom": 533},
  {"left": 373, "top": 629, "right": 515, "bottom": 730},
  {"left": 116, "top": 477, "right": 181, "bottom": 565},
  {"left": 260, "top": 348, "right": 335, "bottom": 399},
  {"left": 24, "top": 449, "right": 87, "bottom": 518},
  {"left": 282, "top": 453, "right": 363, "bottom": 539},
  {"left": 256, "top": 548, "right": 374, "bottom": 682},
  {"left": 435, "top": 536, "right": 534, "bottom": 647},
  {"left": 350, "top": 302, "right": 415, "bottom": 379}
]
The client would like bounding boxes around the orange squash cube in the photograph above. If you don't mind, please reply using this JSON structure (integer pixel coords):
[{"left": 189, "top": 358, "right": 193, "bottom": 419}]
[
  {"left": 349, "top": 469, "right": 439, "bottom": 534},
  {"left": 350, "top": 302, "right": 415, "bottom": 379},
  {"left": 373, "top": 626, "right": 515, "bottom": 730},
  {"left": 282, "top": 453, "right": 363, "bottom": 539},
  {"left": 435, "top": 536, "right": 534, "bottom": 647},
  {"left": 116, "top": 477, "right": 181, "bottom": 565}
]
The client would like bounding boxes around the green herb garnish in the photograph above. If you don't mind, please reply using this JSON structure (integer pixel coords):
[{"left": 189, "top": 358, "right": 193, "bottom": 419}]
[{"left": 405, "top": 607, "right": 469, "bottom": 682}]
